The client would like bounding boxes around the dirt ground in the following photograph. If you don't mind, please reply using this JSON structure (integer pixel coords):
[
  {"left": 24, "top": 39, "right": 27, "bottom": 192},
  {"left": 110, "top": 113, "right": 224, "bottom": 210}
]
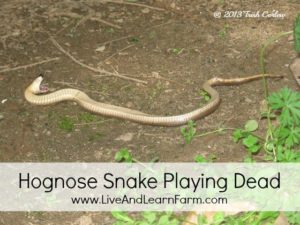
[{"left": 0, "top": 0, "right": 299, "bottom": 224}]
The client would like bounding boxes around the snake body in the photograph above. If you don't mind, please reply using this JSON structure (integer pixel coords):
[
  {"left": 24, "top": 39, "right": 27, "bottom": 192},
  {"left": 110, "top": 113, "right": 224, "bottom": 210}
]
[{"left": 25, "top": 74, "right": 281, "bottom": 126}]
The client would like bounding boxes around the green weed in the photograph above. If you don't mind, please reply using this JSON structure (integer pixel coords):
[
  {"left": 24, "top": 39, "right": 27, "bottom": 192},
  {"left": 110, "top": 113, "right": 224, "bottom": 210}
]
[
  {"left": 180, "top": 120, "right": 196, "bottom": 144},
  {"left": 58, "top": 116, "right": 74, "bottom": 132},
  {"left": 114, "top": 148, "right": 134, "bottom": 163},
  {"left": 293, "top": 14, "right": 300, "bottom": 53},
  {"left": 112, "top": 211, "right": 180, "bottom": 225},
  {"left": 194, "top": 154, "right": 216, "bottom": 163},
  {"left": 218, "top": 24, "right": 230, "bottom": 39},
  {"left": 199, "top": 89, "right": 211, "bottom": 103},
  {"left": 79, "top": 112, "right": 97, "bottom": 123},
  {"left": 129, "top": 37, "right": 140, "bottom": 43},
  {"left": 171, "top": 48, "right": 184, "bottom": 54}
]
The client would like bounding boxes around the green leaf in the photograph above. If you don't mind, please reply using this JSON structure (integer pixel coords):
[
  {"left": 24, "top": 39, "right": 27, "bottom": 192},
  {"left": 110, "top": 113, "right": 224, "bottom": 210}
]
[
  {"left": 142, "top": 212, "right": 156, "bottom": 224},
  {"left": 257, "top": 211, "right": 279, "bottom": 222},
  {"left": 199, "top": 89, "right": 211, "bottom": 102},
  {"left": 242, "top": 135, "right": 259, "bottom": 148},
  {"left": 158, "top": 215, "right": 170, "bottom": 225},
  {"left": 232, "top": 129, "right": 244, "bottom": 142},
  {"left": 213, "top": 212, "right": 225, "bottom": 225},
  {"left": 112, "top": 211, "right": 134, "bottom": 223},
  {"left": 194, "top": 155, "right": 208, "bottom": 163},
  {"left": 285, "top": 212, "right": 300, "bottom": 224},
  {"left": 268, "top": 88, "right": 300, "bottom": 126},
  {"left": 197, "top": 215, "right": 207, "bottom": 224},
  {"left": 244, "top": 155, "right": 255, "bottom": 163},
  {"left": 180, "top": 120, "right": 196, "bottom": 144},
  {"left": 248, "top": 144, "right": 261, "bottom": 153},
  {"left": 244, "top": 120, "right": 259, "bottom": 132},
  {"left": 114, "top": 148, "right": 133, "bottom": 162}
]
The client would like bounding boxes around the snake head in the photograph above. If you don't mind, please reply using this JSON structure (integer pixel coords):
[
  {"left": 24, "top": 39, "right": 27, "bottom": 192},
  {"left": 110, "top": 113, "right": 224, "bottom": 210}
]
[{"left": 29, "top": 75, "right": 49, "bottom": 94}]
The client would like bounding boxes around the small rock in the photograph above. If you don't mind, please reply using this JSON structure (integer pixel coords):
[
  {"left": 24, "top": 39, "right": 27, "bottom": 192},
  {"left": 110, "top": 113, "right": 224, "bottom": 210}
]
[
  {"left": 290, "top": 57, "right": 300, "bottom": 86},
  {"left": 66, "top": 133, "right": 72, "bottom": 138},
  {"left": 115, "top": 132, "right": 134, "bottom": 142},
  {"left": 126, "top": 101, "right": 134, "bottom": 108},
  {"left": 72, "top": 215, "right": 94, "bottom": 225},
  {"left": 142, "top": 8, "right": 150, "bottom": 13},
  {"left": 244, "top": 97, "right": 253, "bottom": 103},
  {"left": 94, "top": 151, "right": 103, "bottom": 160},
  {"left": 95, "top": 45, "right": 106, "bottom": 52},
  {"left": 170, "top": 2, "right": 176, "bottom": 8},
  {"left": 1, "top": 99, "right": 7, "bottom": 104},
  {"left": 46, "top": 131, "right": 51, "bottom": 136}
]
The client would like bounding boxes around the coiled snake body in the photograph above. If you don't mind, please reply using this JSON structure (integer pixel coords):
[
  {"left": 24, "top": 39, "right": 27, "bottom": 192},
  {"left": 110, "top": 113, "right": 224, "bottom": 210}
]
[{"left": 25, "top": 74, "right": 281, "bottom": 126}]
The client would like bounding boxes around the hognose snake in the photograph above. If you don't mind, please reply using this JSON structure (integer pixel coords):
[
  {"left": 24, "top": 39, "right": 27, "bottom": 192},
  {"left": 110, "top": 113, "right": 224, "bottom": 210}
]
[{"left": 24, "top": 74, "right": 282, "bottom": 126}]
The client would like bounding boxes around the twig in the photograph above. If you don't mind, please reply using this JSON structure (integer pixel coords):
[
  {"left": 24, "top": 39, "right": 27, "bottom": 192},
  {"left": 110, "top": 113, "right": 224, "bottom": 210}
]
[
  {"left": 89, "top": 17, "right": 121, "bottom": 29},
  {"left": 98, "top": 35, "right": 132, "bottom": 46},
  {"left": 103, "top": 44, "right": 134, "bottom": 62},
  {"left": 49, "top": 37, "right": 147, "bottom": 84},
  {"left": 53, "top": 81, "right": 109, "bottom": 96},
  {"left": 49, "top": 12, "right": 121, "bottom": 29},
  {"left": 102, "top": 0, "right": 165, "bottom": 11},
  {"left": 0, "top": 57, "right": 59, "bottom": 73}
]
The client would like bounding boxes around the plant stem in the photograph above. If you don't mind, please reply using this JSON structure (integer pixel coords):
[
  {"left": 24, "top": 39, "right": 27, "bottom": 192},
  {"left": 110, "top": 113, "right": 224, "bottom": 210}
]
[
  {"left": 259, "top": 30, "right": 292, "bottom": 96},
  {"left": 194, "top": 127, "right": 232, "bottom": 138},
  {"left": 259, "top": 30, "right": 292, "bottom": 162}
]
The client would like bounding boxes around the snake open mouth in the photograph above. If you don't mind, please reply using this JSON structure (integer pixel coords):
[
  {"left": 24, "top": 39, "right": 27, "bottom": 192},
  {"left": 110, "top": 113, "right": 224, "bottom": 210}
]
[{"left": 40, "top": 84, "right": 48, "bottom": 93}]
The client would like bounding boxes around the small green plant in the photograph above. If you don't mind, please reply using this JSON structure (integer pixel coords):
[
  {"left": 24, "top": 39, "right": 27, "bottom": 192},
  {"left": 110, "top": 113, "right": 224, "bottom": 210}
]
[
  {"left": 194, "top": 154, "right": 216, "bottom": 163},
  {"left": 199, "top": 89, "right": 211, "bottom": 103},
  {"left": 267, "top": 88, "right": 300, "bottom": 162},
  {"left": 180, "top": 120, "right": 196, "bottom": 144},
  {"left": 232, "top": 120, "right": 261, "bottom": 157},
  {"left": 88, "top": 132, "right": 103, "bottom": 142},
  {"left": 129, "top": 37, "right": 140, "bottom": 43},
  {"left": 212, "top": 212, "right": 279, "bottom": 225},
  {"left": 114, "top": 148, "right": 134, "bottom": 162},
  {"left": 293, "top": 14, "right": 300, "bottom": 53},
  {"left": 233, "top": 88, "right": 300, "bottom": 162},
  {"left": 106, "top": 28, "right": 115, "bottom": 33},
  {"left": 218, "top": 24, "right": 230, "bottom": 39},
  {"left": 171, "top": 48, "right": 184, "bottom": 54},
  {"left": 285, "top": 212, "right": 300, "bottom": 224},
  {"left": 58, "top": 116, "right": 74, "bottom": 132},
  {"left": 112, "top": 211, "right": 180, "bottom": 225},
  {"left": 79, "top": 112, "right": 97, "bottom": 123},
  {"left": 217, "top": 0, "right": 225, "bottom": 5}
]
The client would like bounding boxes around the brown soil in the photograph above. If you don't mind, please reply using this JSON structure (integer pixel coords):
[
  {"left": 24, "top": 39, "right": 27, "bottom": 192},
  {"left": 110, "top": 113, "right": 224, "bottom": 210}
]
[{"left": 0, "top": 0, "right": 299, "bottom": 224}]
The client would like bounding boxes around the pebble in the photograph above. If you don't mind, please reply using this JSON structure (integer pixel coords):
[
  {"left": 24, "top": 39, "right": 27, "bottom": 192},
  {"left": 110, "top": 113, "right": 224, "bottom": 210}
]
[
  {"left": 46, "top": 131, "right": 51, "bottom": 136},
  {"left": 115, "top": 132, "right": 134, "bottom": 142},
  {"left": 142, "top": 8, "right": 150, "bottom": 13},
  {"left": 73, "top": 215, "right": 94, "bottom": 225},
  {"left": 244, "top": 97, "right": 253, "bottom": 103},
  {"left": 290, "top": 57, "right": 300, "bottom": 86},
  {"left": 126, "top": 101, "right": 134, "bottom": 108}
]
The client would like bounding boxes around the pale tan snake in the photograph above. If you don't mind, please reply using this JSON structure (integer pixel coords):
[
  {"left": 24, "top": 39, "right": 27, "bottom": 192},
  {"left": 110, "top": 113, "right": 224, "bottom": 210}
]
[{"left": 24, "top": 74, "right": 282, "bottom": 126}]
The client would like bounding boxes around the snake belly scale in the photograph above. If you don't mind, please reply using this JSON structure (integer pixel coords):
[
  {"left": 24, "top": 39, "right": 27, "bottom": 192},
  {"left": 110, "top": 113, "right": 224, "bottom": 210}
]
[{"left": 24, "top": 74, "right": 281, "bottom": 126}]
